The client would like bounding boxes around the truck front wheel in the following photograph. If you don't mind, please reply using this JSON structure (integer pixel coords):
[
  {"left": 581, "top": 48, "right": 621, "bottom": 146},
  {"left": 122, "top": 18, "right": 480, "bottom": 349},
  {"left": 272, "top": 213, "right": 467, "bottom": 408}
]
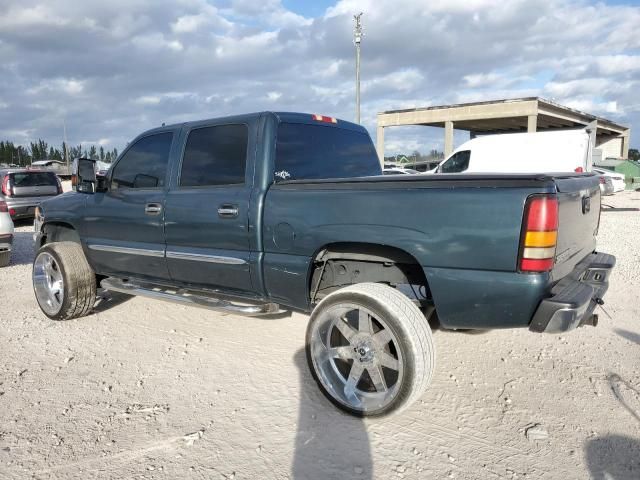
[
  {"left": 33, "top": 241, "right": 97, "bottom": 320},
  {"left": 306, "top": 282, "right": 435, "bottom": 417}
]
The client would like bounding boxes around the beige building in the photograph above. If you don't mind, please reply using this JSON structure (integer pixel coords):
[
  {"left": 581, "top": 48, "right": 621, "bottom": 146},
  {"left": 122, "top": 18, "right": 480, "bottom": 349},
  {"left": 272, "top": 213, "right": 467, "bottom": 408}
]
[{"left": 376, "top": 97, "right": 630, "bottom": 164}]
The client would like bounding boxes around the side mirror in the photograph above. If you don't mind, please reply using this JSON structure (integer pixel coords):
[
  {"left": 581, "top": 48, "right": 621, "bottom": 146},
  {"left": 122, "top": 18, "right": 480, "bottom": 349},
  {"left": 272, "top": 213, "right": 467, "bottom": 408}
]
[{"left": 72, "top": 158, "right": 97, "bottom": 194}]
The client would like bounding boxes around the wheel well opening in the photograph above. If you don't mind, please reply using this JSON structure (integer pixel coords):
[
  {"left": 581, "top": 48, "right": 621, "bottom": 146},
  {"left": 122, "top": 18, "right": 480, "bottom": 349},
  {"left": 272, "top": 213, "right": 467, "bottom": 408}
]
[
  {"left": 41, "top": 222, "right": 80, "bottom": 248},
  {"left": 309, "top": 242, "right": 432, "bottom": 306}
]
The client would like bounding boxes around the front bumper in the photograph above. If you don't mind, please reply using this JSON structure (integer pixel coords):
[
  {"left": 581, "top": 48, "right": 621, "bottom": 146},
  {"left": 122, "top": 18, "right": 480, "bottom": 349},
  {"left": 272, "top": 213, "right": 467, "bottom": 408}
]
[{"left": 529, "top": 252, "right": 616, "bottom": 333}]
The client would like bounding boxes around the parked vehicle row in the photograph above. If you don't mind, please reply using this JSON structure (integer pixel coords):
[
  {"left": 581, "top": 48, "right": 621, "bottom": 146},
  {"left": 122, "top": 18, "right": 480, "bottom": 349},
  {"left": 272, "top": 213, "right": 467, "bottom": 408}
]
[
  {"left": 594, "top": 168, "right": 625, "bottom": 195},
  {"left": 32, "top": 111, "right": 614, "bottom": 417},
  {"left": 0, "top": 168, "right": 63, "bottom": 220},
  {"left": 382, "top": 167, "right": 420, "bottom": 175}
]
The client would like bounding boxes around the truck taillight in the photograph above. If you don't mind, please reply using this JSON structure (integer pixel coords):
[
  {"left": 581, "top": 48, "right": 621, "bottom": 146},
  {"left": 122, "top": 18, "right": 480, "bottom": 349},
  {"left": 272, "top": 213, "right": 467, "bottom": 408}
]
[
  {"left": 574, "top": 167, "right": 584, "bottom": 173},
  {"left": 1, "top": 175, "right": 11, "bottom": 197},
  {"left": 519, "top": 195, "right": 558, "bottom": 272},
  {"left": 0, "top": 200, "right": 7, "bottom": 213}
]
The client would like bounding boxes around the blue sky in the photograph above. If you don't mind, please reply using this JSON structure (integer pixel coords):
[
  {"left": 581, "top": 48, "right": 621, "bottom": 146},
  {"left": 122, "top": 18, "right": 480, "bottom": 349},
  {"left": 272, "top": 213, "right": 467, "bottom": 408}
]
[
  {"left": 283, "top": 0, "right": 337, "bottom": 17},
  {"left": 0, "top": 0, "right": 638, "bottom": 155}
]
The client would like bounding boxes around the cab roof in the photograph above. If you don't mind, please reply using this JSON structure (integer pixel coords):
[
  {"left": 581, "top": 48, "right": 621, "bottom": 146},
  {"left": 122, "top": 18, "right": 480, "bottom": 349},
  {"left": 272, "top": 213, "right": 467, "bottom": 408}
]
[{"left": 140, "top": 111, "right": 368, "bottom": 137}]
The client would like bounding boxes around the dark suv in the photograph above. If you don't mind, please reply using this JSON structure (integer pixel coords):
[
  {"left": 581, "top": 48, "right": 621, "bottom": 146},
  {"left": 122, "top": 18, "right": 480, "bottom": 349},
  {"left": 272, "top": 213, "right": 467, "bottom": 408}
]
[{"left": 0, "top": 169, "right": 63, "bottom": 220}]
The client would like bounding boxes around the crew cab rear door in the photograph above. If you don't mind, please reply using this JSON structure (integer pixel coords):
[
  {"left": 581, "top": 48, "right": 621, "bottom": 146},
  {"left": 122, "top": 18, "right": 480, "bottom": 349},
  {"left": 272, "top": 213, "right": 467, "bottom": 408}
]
[{"left": 163, "top": 120, "right": 253, "bottom": 294}]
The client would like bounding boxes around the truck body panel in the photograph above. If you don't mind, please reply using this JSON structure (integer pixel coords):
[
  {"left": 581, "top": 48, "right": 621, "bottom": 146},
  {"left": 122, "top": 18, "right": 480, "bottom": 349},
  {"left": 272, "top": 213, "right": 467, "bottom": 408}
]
[{"left": 34, "top": 111, "right": 612, "bottom": 333}]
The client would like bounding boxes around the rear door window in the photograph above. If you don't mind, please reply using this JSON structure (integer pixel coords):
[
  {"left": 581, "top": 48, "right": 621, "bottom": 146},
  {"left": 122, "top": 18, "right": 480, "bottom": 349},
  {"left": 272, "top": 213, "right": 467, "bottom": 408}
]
[
  {"left": 180, "top": 124, "right": 248, "bottom": 187},
  {"left": 440, "top": 150, "right": 471, "bottom": 173},
  {"left": 275, "top": 123, "right": 380, "bottom": 181},
  {"left": 111, "top": 132, "right": 173, "bottom": 190}
]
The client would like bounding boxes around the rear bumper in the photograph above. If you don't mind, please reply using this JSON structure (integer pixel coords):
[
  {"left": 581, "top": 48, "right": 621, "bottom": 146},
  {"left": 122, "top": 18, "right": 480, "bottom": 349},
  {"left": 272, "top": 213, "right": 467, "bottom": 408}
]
[
  {"left": 529, "top": 252, "right": 616, "bottom": 333},
  {"left": 6, "top": 196, "right": 54, "bottom": 219}
]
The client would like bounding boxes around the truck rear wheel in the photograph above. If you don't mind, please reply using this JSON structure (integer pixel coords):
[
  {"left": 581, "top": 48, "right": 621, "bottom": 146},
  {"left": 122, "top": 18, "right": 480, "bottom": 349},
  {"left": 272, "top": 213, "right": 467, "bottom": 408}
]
[
  {"left": 306, "top": 282, "right": 435, "bottom": 417},
  {"left": 33, "top": 241, "right": 96, "bottom": 320}
]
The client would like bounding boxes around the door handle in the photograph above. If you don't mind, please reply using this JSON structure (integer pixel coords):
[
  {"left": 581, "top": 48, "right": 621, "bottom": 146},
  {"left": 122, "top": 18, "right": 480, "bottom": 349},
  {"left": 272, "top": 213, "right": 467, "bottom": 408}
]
[
  {"left": 145, "top": 203, "right": 162, "bottom": 215},
  {"left": 218, "top": 204, "right": 238, "bottom": 218}
]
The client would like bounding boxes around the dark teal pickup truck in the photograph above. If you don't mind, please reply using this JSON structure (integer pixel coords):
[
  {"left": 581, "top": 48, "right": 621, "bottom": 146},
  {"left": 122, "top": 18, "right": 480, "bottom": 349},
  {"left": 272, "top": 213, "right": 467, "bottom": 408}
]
[{"left": 32, "top": 112, "right": 615, "bottom": 416}]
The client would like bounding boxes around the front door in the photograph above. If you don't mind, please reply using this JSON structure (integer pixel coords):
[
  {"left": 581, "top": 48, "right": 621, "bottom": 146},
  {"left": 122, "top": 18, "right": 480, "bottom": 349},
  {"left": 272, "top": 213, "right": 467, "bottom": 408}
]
[
  {"left": 83, "top": 131, "right": 175, "bottom": 280},
  {"left": 164, "top": 123, "right": 253, "bottom": 294}
]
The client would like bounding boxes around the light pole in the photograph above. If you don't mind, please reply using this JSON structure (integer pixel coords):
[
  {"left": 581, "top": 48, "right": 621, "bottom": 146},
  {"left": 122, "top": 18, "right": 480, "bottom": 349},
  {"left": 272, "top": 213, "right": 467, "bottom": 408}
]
[{"left": 353, "top": 12, "right": 363, "bottom": 124}]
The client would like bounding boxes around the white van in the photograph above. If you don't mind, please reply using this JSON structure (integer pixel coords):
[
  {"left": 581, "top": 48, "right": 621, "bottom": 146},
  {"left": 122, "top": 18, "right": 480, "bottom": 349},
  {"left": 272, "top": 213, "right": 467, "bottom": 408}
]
[{"left": 432, "top": 124, "right": 596, "bottom": 175}]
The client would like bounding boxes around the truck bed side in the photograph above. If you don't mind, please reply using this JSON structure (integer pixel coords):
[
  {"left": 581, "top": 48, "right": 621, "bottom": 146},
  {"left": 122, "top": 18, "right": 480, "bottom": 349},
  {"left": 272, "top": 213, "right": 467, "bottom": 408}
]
[{"left": 262, "top": 175, "right": 560, "bottom": 328}]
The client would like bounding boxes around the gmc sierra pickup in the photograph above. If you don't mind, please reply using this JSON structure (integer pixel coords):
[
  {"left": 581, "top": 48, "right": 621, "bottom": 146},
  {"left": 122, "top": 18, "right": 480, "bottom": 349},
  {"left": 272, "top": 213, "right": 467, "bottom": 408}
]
[{"left": 32, "top": 112, "right": 615, "bottom": 416}]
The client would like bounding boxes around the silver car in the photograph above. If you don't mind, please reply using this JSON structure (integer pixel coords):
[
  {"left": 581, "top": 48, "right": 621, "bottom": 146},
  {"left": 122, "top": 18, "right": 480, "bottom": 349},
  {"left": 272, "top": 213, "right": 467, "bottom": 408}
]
[
  {"left": 0, "top": 198, "right": 13, "bottom": 267},
  {"left": 0, "top": 168, "right": 63, "bottom": 220},
  {"left": 596, "top": 172, "right": 616, "bottom": 196}
]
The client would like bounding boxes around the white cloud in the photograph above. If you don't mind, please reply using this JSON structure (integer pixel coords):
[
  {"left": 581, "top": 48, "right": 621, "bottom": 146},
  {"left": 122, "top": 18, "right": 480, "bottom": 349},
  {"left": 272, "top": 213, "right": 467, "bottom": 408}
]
[
  {"left": 172, "top": 14, "right": 208, "bottom": 33},
  {"left": 0, "top": 0, "right": 639, "bottom": 154},
  {"left": 463, "top": 73, "right": 503, "bottom": 88},
  {"left": 136, "top": 96, "right": 161, "bottom": 105}
]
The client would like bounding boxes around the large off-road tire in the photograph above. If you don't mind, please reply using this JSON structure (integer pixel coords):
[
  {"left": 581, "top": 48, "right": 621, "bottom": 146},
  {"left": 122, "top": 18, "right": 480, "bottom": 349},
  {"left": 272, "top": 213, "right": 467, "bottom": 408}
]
[
  {"left": 0, "top": 250, "right": 10, "bottom": 267},
  {"left": 32, "top": 241, "right": 96, "bottom": 320},
  {"left": 306, "top": 282, "right": 435, "bottom": 417}
]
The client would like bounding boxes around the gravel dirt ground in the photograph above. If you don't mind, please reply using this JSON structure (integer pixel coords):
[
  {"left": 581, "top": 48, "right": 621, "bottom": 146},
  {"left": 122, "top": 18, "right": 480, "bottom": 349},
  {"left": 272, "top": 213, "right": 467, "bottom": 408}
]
[{"left": 0, "top": 190, "right": 639, "bottom": 480}]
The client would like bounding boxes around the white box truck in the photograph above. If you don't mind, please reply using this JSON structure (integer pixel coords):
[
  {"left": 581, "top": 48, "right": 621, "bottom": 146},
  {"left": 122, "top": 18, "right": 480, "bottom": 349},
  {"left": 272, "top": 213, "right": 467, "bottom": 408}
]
[{"left": 431, "top": 123, "right": 597, "bottom": 175}]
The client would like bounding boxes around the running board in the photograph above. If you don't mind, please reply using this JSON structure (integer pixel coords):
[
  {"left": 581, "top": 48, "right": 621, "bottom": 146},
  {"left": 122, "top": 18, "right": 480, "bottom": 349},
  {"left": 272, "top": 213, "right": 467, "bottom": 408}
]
[{"left": 100, "top": 277, "right": 283, "bottom": 316}]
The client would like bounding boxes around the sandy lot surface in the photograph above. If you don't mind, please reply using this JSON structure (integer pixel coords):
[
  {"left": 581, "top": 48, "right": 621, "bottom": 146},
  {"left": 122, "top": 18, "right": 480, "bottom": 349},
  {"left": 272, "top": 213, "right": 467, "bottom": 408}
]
[{"left": 1, "top": 191, "right": 639, "bottom": 480}]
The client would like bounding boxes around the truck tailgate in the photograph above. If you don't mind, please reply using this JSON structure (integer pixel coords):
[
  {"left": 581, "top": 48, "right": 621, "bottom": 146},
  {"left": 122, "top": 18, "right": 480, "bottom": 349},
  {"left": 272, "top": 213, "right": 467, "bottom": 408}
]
[{"left": 552, "top": 174, "right": 601, "bottom": 281}]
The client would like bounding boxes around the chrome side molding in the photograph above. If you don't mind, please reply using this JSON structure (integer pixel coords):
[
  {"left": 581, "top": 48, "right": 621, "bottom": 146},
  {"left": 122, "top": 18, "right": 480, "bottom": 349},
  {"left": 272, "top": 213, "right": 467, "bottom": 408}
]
[
  {"left": 165, "top": 251, "right": 247, "bottom": 265},
  {"left": 100, "top": 277, "right": 283, "bottom": 316},
  {"left": 88, "top": 244, "right": 246, "bottom": 265},
  {"left": 88, "top": 244, "right": 165, "bottom": 258}
]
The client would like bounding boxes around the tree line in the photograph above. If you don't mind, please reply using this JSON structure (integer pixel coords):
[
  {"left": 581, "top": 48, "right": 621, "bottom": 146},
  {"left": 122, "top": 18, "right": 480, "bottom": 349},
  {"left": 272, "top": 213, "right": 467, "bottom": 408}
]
[{"left": 0, "top": 139, "right": 119, "bottom": 167}]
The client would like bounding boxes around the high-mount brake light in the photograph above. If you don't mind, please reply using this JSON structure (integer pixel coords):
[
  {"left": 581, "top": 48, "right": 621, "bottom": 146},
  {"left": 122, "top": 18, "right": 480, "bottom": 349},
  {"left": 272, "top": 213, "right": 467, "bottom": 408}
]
[
  {"left": 519, "top": 195, "right": 558, "bottom": 273},
  {"left": 311, "top": 114, "right": 338, "bottom": 124}
]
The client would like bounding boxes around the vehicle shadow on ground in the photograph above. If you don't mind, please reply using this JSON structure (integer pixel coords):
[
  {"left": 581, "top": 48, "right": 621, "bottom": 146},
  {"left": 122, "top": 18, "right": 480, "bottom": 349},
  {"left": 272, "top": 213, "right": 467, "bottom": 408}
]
[
  {"left": 615, "top": 329, "right": 640, "bottom": 346},
  {"left": 606, "top": 373, "right": 640, "bottom": 423},
  {"left": 292, "top": 348, "right": 373, "bottom": 480},
  {"left": 585, "top": 435, "right": 640, "bottom": 479},
  {"left": 601, "top": 207, "right": 640, "bottom": 212},
  {"left": 92, "top": 290, "right": 133, "bottom": 314},
  {"left": 601, "top": 203, "right": 639, "bottom": 212}
]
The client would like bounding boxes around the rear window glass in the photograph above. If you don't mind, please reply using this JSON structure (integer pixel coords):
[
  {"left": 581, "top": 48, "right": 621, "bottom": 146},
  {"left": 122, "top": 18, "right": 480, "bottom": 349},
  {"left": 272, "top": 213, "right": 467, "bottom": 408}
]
[
  {"left": 10, "top": 172, "right": 58, "bottom": 186},
  {"left": 275, "top": 123, "right": 380, "bottom": 181}
]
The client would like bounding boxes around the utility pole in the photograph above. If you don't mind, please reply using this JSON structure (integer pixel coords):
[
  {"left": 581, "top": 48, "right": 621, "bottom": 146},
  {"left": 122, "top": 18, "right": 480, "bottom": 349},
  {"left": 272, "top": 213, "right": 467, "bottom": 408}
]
[{"left": 353, "top": 12, "right": 363, "bottom": 124}]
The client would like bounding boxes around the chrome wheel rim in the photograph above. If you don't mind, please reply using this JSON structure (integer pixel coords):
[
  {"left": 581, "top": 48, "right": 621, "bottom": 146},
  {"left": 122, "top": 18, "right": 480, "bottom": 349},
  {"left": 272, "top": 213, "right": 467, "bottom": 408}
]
[
  {"left": 309, "top": 303, "right": 404, "bottom": 413},
  {"left": 33, "top": 252, "right": 64, "bottom": 316}
]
